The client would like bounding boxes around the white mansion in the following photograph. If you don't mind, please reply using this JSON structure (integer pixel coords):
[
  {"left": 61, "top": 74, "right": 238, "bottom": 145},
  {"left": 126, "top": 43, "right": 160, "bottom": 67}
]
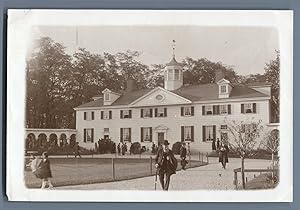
[{"left": 74, "top": 56, "right": 274, "bottom": 152}]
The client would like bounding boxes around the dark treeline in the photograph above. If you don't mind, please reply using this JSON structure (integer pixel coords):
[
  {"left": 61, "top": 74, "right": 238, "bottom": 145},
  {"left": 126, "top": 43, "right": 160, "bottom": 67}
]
[{"left": 26, "top": 37, "right": 279, "bottom": 129}]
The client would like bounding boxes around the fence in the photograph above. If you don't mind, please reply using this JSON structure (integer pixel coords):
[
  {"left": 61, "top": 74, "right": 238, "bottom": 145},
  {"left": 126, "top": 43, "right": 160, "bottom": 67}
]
[{"left": 233, "top": 168, "right": 279, "bottom": 190}]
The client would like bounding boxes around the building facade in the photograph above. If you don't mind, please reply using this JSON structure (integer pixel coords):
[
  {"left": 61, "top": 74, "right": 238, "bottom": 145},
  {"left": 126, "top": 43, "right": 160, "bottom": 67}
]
[{"left": 74, "top": 56, "right": 273, "bottom": 153}]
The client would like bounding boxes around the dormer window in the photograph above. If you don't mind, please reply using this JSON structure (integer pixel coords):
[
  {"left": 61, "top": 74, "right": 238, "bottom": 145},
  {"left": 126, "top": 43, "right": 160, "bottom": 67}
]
[
  {"left": 221, "top": 85, "right": 227, "bottom": 93},
  {"left": 104, "top": 93, "right": 110, "bottom": 101}
]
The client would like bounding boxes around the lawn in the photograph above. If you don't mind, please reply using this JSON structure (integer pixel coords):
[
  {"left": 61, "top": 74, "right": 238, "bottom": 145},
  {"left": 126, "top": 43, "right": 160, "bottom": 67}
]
[
  {"left": 24, "top": 157, "right": 206, "bottom": 188},
  {"left": 238, "top": 173, "right": 278, "bottom": 190}
]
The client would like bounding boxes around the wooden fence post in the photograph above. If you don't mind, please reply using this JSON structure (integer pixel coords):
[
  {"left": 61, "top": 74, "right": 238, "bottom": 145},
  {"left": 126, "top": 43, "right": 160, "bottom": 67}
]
[
  {"left": 206, "top": 152, "right": 209, "bottom": 163},
  {"left": 199, "top": 152, "right": 201, "bottom": 161},
  {"left": 189, "top": 152, "right": 191, "bottom": 168},
  {"left": 201, "top": 152, "right": 203, "bottom": 163},
  {"left": 112, "top": 158, "right": 115, "bottom": 180},
  {"left": 234, "top": 171, "right": 238, "bottom": 190},
  {"left": 150, "top": 156, "right": 152, "bottom": 175}
]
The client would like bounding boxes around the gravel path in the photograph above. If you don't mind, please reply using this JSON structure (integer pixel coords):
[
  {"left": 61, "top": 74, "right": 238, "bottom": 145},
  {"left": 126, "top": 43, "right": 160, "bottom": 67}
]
[{"left": 57, "top": 158, "right": 271, "bottom": 190}]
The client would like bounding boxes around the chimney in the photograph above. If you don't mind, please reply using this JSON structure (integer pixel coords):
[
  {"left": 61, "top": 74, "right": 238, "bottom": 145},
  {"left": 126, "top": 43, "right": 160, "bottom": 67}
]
[
  {"left": 215, "top": 69, "right": 225, "bottom": 83},
  {"left": 125, "top": 79, "right": 137, "bottom": 92}
]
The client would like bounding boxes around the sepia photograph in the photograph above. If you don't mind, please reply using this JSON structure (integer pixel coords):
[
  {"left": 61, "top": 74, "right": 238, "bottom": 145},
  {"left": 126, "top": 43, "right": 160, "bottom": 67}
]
[{"left": 6, "top": 10, "right": 293, "bottom": 202}]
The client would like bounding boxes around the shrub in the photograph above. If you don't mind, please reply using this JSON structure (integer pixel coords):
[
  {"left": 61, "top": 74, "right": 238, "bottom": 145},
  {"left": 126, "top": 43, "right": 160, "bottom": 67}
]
[
  {"left": 172, "top": 142, "right": 182, "bottom": 155},
  {"left": 130, "top": 142, "right": 141, "bottom": 154}
]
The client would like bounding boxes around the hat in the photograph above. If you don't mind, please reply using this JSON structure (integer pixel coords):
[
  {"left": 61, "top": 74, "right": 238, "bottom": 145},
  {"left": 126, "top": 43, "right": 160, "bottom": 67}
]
[
  {"left": 182, "top": 142, "right": 186, "bottom": 145},
  {"left": 163, "top": 140, "right": 170, "bottom": 145}
]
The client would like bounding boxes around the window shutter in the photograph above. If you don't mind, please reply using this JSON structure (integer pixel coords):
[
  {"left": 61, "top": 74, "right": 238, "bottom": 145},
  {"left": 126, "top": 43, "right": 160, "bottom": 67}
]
[
  {"left": 120, "top": 128, "right": 123, "bottom": 142},
  {"left": 155, "top": 108, "right": 158, "bottom": 117},
  {"left": 129, "top": 110, "right": 132, "bottom": 118},
  {"left": 91, "top": 128, "right": 94, "bottom": 143},
  {"left": 181, "top": 107, "right": 184, "bottom": 116},
  {"left": 150, "top": 109, "right": 153, "bottom": 117},
  {"left": 202, "top": 126, "right": 206, "bottom": 142},
  {"left": 181, "top": 126, "right": 184, "bottom": 142},
  {"left": 101, "top": 111, "right": 104, "bottom": 119},
  {"left": 228, "top": 104, "right": 231, "bottom": 114},
  {"left": 202, "top": 106, "right": 205, "bottom": 115},
  {"left": 164, "top": 108, "right": 167, "bottom": 117},
  {"left": 191, "top": 126, "right": 194, "bottom": 142},
  {"left": 191, "top": 106, "right": 194, "bottom": 116},
  {"left": 141, "top": 128, "right": 144, "bottom": 142},
  {"left": 129, "top": 128, "right": 132, "bottom": 142},
  {"left": 150, "top": 127, "right": 153, "bottom": 142},
  {"left": 140, "top": 109, "right": 143, "bottom": 118},
  {"left": 216, "top": 105, "right": 220, "bottom": 115},
  {"left": 241, "top": 104, "right": 244, "bottom": 114},
  {"left": 84, "top": 129, "right": 86, "bottom": 142},
  {"left": 213, "top": 105, "right": 216, "bottom": 115},
  {"left": 84, "top": 112, "right": 87, "bottom": 120},
  {"left": 213, "top": 125, "right": 216, "bottom": 141},
  {"left": 109, "top": 110, "right": 112, "bottom": 119},
  {"left": 91, "top": 112, "right": 94, "bottom": 120},
  {"left": 253, "top": 103, "right": 257, "bottom": 113},
  {"left": 120, "top": 110, "right": 123, "bottom": 119}
]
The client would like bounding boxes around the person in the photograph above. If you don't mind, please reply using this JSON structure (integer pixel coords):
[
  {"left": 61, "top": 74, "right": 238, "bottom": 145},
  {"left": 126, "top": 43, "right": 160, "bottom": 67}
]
[
  {"left": 216, "top": 138, "right": 220, "bottom": 150},
  {"left": 155, "top": 140, "right": 177, "bottom": 191},
  {"left": 151, "top": 142, "right": 156, "bottom": 154},
  {"left": 121, "top": 143, "right": 126, "bottom": 155},
  {"left": 39, "top": 152, "right": 53, "bottom": 189},
  {"left": 218, "top": 142, "right": 229, "bottom": 169},
  {"left": 212, "top": 139, "right": 216, "bottom": 151},
  {"left": 180, "top": 142, "right": 188, "bottom": 170},
  {"left": 117, "top": 143, "right": 121, "bottom": 155},
  {"left": 74, "top": 142, "right": 81, "bottom": 158},
  {"left": 124, "top": 143, "right": 128, "bottom": 154}
]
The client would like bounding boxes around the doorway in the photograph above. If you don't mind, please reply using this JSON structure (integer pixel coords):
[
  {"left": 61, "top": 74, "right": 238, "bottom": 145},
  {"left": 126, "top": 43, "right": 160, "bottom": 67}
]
[{"left": 157, "top": 132, "right": 165, "bottom": 146}]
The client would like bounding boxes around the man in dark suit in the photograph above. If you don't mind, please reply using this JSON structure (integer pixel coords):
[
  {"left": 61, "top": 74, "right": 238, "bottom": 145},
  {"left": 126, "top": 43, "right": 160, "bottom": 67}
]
[
  {"left": 155, "top": 140, "right": 177, "bottom": 191},
  {"left": 180, "top": 142, "right": 187, "bottom": 170}
]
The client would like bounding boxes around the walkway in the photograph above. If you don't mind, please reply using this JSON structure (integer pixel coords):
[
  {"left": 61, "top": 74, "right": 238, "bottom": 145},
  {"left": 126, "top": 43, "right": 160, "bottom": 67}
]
[{"left": 57, "top": 157, "right": 271, "bottom": 190}]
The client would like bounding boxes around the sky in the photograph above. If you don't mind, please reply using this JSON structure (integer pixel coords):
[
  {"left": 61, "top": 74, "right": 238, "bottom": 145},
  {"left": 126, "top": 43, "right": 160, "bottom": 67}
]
[{"left": 31, "top": 26, "right": 278, "bottom": 76}]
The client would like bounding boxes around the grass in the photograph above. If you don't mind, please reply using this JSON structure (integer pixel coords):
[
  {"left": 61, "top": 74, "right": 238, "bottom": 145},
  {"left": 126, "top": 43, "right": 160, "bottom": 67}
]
[
  {"left": 238, "top": 173, "right": 278, "bottom": 190},
  {"left": 24, "top": 157, "right": 207, "bottom": 188}
]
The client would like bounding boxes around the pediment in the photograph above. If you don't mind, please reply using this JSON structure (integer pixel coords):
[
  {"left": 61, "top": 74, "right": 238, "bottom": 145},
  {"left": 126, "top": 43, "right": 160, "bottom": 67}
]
[
  {"left": 217, "top": 78, "right": 230, "bottom": 84},
  {"left": 130, "top": 87, "right": 191, "bottom": 107},
  {"left": 154, "top": 125, "right": 169, "bottom": 131}
]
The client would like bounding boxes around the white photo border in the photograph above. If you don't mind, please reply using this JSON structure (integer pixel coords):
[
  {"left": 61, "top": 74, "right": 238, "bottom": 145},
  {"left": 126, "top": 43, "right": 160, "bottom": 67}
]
[{"left": 6, "top": 9, "right": 293, "bottom": 202}]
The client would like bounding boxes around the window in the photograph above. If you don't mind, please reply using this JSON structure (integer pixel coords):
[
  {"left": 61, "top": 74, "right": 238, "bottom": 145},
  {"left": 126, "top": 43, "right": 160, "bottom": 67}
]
[
  {"left": 104, "top": 128, "right": 109, "bottom": 133},
  {"left": 84, "top": 128, "right": 94, "bottom": 143},
  {"left": 181, "top": 126, "right": 194, "bottom": 142},
  {"left": 101, "top": 110, "right": 112, "bottom": 119},
  {"left": 174, "top": 69, "right": 180, "bottom": 80},
  {"left": 221, "top": 85, "right": 227, "bottom": 93},
  {"left": 141, "top": 127, "right": 152, "bottom": 142},
  {"left": 120, "top": 128, "right": 131, "bottom": 142},
  {"left": 168, "top": 69, "right": 174, "bottom": 80},
  {"left": 84, "top": 111, "right": 94, "bottom": 121},
  {"left": 104, "top": 93, "right": 110, "bottom": 101},
  {"left": 120, "top": 110, "right": 132, "bottom": 119},
  {"left": 141, "top": 108, "right": 152, "bottom": 118},
  {"left": 155, "top": 107, "right": 167, "bottom": 117},
  {"left": 220, "top": 105, "right": 228, "bottom": 114},
  {"left": 181, "top": 106, "right": 194, "bottom": 116},
  {"left": 202, "top": 125, "right": 216, "bottom": 142},
  {"left": 221, "top": 125, "right": 228, "bottom": 130},
  {"left": 205, "top": 105, "right": 213, "bottom": 115},
  {"left": 241, "top": 103, "right": 257, "bottom": 114}
]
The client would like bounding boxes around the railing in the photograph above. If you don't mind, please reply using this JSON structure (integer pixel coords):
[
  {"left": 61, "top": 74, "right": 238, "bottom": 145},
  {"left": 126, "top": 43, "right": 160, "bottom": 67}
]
[{"left": 233, "top": 168, "right": 279, "bottom": 189}]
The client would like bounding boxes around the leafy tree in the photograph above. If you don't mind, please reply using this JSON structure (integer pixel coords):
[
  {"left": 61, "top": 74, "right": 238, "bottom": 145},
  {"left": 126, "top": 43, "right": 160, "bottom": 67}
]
[
  {"left": 26, "top": 37, "right": 72, "bottom": 128},
  {"left": 225, "top": 118, "right": 264, "bottom": 189},
  {"left": 264, "top": 51, "right": 280, "bottom": 122}
]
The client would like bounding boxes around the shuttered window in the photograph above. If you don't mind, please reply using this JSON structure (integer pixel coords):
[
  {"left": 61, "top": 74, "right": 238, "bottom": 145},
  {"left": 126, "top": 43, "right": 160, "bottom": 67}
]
[
  {"left": 202, "top": 125, "right": 216, "bottom": 142},
  {"left": 181, "top": 106, "right": 194, "bottom": 116},
  {"left": 241, "top": 103, "right": 257, "bottom": 114},
  {"left": 181, "top": 126, "right": 194, "bottom": 142},
  {"left": 120, "top": 110, "right": 132, "bottom": 119},
  {"left": 141, "top": 127, "right": 152, "bottom": 142},
  {"left": 154, "top": 107, "right": 167, "bottom": 117},
  {"left": 120, "top": 128, "right": 131, "bottom": 142},
  {"left": 84, "top": 128, "right": 94, "bottom": 143},
  {"left": 141, "top": 108, "right": 153, "bottom": 118}
]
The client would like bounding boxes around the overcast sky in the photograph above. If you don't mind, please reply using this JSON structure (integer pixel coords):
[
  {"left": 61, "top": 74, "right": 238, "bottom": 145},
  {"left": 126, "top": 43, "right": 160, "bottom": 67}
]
[{"left": 32, "top": 26, "right": 278, "bottom": 75}]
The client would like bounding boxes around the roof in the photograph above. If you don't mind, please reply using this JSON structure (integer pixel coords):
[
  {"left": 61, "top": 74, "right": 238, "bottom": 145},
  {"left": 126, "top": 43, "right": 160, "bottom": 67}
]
[
  {"left": 247, "top": 82, "right": 273, "bottom": 87},
  {"left": 166, "top": 57, "right": 182, "bottom": 67},
  {"left": 75, "top": 83, "right": 268, "bottom": 109}
]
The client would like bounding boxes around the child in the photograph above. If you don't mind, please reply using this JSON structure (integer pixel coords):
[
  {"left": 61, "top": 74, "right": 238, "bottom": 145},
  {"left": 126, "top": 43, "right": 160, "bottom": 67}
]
[{"left": 39, "top": 152, "right": 53, "bottom": 189}]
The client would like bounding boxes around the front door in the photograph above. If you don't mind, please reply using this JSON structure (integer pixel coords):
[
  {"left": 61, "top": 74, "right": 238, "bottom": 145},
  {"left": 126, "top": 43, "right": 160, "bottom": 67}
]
[{"left": 157, "top": 132, "right": 165, "bottom": 146}]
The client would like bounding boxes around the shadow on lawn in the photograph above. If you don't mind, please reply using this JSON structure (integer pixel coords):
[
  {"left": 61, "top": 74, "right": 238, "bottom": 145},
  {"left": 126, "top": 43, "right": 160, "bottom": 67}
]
[{"left": 24, "top": 157, "right": 207, "bottom": 188}]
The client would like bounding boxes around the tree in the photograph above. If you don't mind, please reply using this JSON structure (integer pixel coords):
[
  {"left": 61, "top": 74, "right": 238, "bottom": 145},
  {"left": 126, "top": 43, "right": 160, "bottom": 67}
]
[
  {"left": 260, "top": 129, "right": 279, "bottom": 180},
  {"left": 225, "top": 118, "right": 264, "bottom": 189},
  {"left": 264, "top": 50, "right": 280, "bottom": 123},
  {"left": 26, "top": 37, "right": 72, "bottom": 128}
]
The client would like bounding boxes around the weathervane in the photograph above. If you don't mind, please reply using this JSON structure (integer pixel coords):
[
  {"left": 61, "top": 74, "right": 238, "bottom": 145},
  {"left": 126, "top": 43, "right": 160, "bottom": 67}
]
[{"left": 172, "top": 39, "right": 176, "bottom": 58}]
